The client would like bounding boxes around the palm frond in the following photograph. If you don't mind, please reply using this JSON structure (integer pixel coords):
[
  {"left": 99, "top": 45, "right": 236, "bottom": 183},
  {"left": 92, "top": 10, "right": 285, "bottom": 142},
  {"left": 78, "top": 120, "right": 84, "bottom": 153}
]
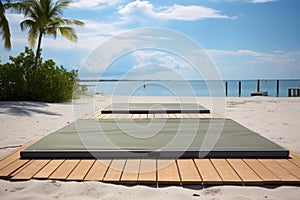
[
  {"left": 17, "top": 0, "right": 84, "bottom": 50},
  {"left": 62, "top": 18, "right": 85, "bottom": 26},
  {"left": 45, "top": 26, "right": 58, "bottom": 39},
  {"left": 20, "top": 19, "right": 35, "bottom": 31},
  {"left": 28, "top": 27, "right": 38, "bottom": 48},
  {"left": 59, "top": 26, "right": 77, "bottom": 42},
  {"left": 0, "top": 13, "right": 11, "bottom": 49},
  {"left": 50, "top": 0, "right": 71, "bottom": 16},
  {"left": 6, "top": 1, "right": 26, "bottom": 13},
  {"left": 0, "top": 2, "right": 5, "bottom": 16}
]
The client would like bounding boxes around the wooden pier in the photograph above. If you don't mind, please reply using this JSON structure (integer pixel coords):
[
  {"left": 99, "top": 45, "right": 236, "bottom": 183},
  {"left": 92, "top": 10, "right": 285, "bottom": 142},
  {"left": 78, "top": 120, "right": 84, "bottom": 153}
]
[
  {"left": 1, "top": 111, "right": 300, "bottom": 185},
  {"left": 288, "top": 88, "right": 300, "bottom": 97}
]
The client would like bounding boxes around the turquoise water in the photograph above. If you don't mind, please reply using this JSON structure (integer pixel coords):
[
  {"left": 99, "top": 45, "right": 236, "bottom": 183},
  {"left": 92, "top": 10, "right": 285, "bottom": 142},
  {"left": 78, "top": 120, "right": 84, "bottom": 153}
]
[{"left": 80, "top": 80, "right": 300, "bottom": 97}]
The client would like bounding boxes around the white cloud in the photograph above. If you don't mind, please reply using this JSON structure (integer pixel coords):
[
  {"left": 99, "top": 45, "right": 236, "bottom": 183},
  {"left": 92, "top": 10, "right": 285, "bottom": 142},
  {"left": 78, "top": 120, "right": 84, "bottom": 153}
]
[
  {"left": 118, "top": 0, "right": 234, "bottom": 21},
  {"left": 212, "top": 0, "right": 278, "bottom": 3},
  {"left": 208, "top": 49, "right": 299, "bottom": 62},
  {"left": 250, "top": 0, "right": 278, "bottom": 3},
  {"left": 41, "top": 25, "right": 120, "bottom": 54},
  {"left": 78, "top": 20, "right": 120, "bottom": 37},
  {"left": 206, "top": 49, "right": 300, "bottom": 79},
  {"left": 237, "top": 49, "right": 271, "bottom": 57},
  {"left": 70, "top": 0, "right": 121, "bottom": 9},
  {"left": 118, "top": 0, "right": 153, "bottom": 15},
  {"left": 132, "top": 50, "right": 191, "bottom": 70},
  {"left": 5, "top": 14, "right": 121, "bottom": 51},
  {"left": 158, "top": 4, "right": 232, "bottom": 20},
  {"left": 6, "top": 13, "right": 23, "bottom": 22}
]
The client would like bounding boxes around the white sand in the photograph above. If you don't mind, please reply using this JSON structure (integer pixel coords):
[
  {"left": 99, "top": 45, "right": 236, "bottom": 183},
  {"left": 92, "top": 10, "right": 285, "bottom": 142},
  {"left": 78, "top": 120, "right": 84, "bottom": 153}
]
[{"left": 0, "top": 96, "right": 299, "bottom": 199}]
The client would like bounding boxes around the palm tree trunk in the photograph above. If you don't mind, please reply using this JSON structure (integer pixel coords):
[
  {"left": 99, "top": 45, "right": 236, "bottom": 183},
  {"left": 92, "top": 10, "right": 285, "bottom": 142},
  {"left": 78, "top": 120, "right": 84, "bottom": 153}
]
[{"left": 34, "top": 30, "right": 43, "bottom": 69}]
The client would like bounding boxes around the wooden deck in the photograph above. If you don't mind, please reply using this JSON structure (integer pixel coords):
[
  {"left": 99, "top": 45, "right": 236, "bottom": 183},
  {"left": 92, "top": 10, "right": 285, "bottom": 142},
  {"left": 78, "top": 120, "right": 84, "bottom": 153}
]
[{"left": 1, "top": 111, "right": 300, "bottom": 185}]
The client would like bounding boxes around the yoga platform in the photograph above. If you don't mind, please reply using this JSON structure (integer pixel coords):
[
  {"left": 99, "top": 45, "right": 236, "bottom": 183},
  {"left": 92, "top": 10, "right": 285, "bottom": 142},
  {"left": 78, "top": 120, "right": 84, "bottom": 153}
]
[
  {"left": 101, "top": 103, "right": 210, "bottom": 114},
  {"left": 20, "top": 118, "right": 288, "bottom": 159},
  {"left": 1, "top": 112, "right": 300, "bottom": 185}
]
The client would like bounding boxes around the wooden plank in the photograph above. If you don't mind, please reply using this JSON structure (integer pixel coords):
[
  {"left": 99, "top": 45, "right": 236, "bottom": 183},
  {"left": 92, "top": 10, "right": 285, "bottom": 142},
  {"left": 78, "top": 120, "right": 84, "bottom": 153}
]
[
  {"left": 103, "top": 159, "right": 126, "bottom": 182},
  {"left": 0, "top": 148, "right": 21, "bottom": 163},
  {"left": 210, "top": 112, "right": 223, "bottom": 118},
  {"left": 105, "top": 114, "right": 114, "bottom": 119},
  {"left": 243, "top": 159, "right": 281, "bottom": 184},
  {"left": 154, "top": 114, "right": 162, "bottom": 118},
  {"left": 33, "top": 160, "right": 64, "bottom": 179},
  {"left": 49, "top": 160, "right": 80, "bottom": 180},
  {"left": 123, "top": 114, "right": 131, "bottom": 119},
  {"left": 200, "top": 114, "right": 211, "bottom": 118},
  {"left": 118, "top": 114, "right": 127, "bottom": 119},
  {"left": 96, "top": 114, "right": 106, "bottom": 119},
  {"left": 0, "top": 159, "right": 31, "bottom": 178},
  {"left": 11, "top": 160, "right": 50, "bottom": 180},
  {"left": 259, "top": 159, "right": 299, "bottom": 183},
  {"left": 275, "top": 159, "right": 300, "bottom": 180},
  {"left": 194, "top": 159, "right": 222, "bottom": 184},
  {"left": 148, "top": 114, "right": 155, "bottom": 119},
  {"left": 131, "top": 114, "right": 140, "bottom": 119},
  {"left": 0, "top": 137, "right": 40, "bottom": 162},
  {"left": 174, "top": 114, "right": 183, "bottom": 118},
  {"left": 188, "top": 113, "right": 199, "bottom": 118},
  {"left": 84, "top": 111, "right": 96, "bottom": 119},
  {"left": 227, "top": 159, "right": 263, "bottom": 185},
  {"left": 0, "top": 137, "right": 41, "bottom": 169},
  {"left": 289, "top": 153, "right": 300, "bottom": 168},
  {"left": 84, "top": 160, "right": 111, "bottom": 181},
  {"left": 101, "top": 114, "right": 112, "bottom": 119},
  {"left": 0, "top": 153, "right": 22, "bottom": 171},
  {"left": 120, "top": 159, "right": 140, "bottom": 183},
  {"left": 140, "top": 114, "right": 148, "bottom": 119},
  {"left": 182, "top": 113, "right": 191, "bottom": 118},
  {"left": 211, "top": 159, "right": 242, "bottom": 184},
  {"left": 195, "top": 114, "right": 203, "bottom": 118},
  {"left": 67, "top": 160, "right": 95, "bottom": 181},
  {"left": 9, "top": 160, "right": 33, "bottom": 177},
  {"left": 157, "top": 160, "right": 180, "bottom": 184},
  {"left": 168, "top": 113, "right": 176, "bottom": 118},
  {"left": 291, "top": 152, "right": 300, "bottom": 159},
  {"left": 160, "top": 113, "right": 167, "bottom": 118},
  {"left": 112, "top": 114, "right": 121, "bottom": 118},
  {"left": 138, "top": 159, "right": 157, "bottom": 183},
  {"left": 113, "top": 114, "right": 128, "bottom": 119},
  {"left": 177, "top": 159, "right": 202, "bottom": 184},
  {"left": 94, "top": 108, "right": 102, "bottom": 116}
]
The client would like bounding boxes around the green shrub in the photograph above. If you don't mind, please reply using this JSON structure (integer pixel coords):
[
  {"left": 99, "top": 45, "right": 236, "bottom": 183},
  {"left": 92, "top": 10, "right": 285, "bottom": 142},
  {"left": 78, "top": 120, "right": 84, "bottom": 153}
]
[{"left": 0, "top": 47, "right": 81, "bottom": 102}]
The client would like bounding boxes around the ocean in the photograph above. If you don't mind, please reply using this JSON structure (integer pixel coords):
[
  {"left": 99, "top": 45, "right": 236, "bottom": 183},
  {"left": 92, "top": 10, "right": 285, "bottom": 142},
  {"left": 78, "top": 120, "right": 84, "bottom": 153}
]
[{"left": 80, "top": 80, "right": 300, "bottom": 97}]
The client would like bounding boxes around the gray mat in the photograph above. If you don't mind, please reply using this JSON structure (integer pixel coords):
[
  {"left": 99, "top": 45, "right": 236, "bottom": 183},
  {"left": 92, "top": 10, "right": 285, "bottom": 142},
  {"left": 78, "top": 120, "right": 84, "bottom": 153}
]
[
  {"left": 101, "top": 103, "right": 210, "bottom": 114},
  {"left": 21, "top": 118, "right": 289, "bottom": 159}
]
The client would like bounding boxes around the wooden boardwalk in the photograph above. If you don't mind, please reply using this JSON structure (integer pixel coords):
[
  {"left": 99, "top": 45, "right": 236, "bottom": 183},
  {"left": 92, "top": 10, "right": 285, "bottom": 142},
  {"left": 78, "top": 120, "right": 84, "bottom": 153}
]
[{"left": 1, "top": 111, "right": 300, "bottom": 185}]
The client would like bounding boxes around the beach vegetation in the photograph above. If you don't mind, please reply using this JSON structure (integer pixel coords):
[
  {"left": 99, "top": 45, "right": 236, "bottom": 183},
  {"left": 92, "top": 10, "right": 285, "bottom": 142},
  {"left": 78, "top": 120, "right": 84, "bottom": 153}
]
[{"left": 0, "top": 47, "right": 83, "bottom": 102}]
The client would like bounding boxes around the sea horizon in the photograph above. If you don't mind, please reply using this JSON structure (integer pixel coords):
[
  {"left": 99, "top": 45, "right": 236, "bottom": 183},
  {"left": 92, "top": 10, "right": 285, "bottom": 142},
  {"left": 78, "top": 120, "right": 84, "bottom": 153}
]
[{"left": 79, "top": 79, "right": 300, "bottom": 98}]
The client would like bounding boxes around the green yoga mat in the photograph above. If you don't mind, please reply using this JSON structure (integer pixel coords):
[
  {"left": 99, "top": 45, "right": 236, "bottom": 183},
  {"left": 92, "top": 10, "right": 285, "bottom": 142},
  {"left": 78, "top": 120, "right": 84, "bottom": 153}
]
[
  {"left": 21, "top": 118, "right": 289, "bottom": 159},
  {"left": 101, "top": 103, "right": 210, "bottom": 114}
]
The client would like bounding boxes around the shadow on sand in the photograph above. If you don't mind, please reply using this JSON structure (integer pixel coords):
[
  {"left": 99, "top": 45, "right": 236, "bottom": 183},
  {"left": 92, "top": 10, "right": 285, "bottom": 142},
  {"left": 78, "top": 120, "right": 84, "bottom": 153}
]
[{"left": 0, "top": 101, "right": 62, "bottom": 116}]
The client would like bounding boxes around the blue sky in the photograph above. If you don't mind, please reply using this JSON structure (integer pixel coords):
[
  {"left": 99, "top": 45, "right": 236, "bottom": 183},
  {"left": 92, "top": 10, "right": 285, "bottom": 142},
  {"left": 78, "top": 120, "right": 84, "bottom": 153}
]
[{"left": 1, "top": 0, "right": 300, "bottom": 80}]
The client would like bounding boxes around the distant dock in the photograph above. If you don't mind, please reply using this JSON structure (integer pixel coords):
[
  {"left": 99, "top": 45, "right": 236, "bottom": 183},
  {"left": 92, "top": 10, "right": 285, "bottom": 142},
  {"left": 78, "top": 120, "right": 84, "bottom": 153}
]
[{"left": 288, "top": 88, "right": 300, "bottom": 97}]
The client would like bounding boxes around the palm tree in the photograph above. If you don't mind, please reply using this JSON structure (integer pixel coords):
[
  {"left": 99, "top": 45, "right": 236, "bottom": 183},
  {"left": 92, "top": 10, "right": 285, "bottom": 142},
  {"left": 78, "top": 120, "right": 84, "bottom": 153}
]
[
  {"left": 0, "top": 0, "right": 12, "bottom": 49},
  {"left": 17, "top": 0, "right": 84, "bottom": 69}
]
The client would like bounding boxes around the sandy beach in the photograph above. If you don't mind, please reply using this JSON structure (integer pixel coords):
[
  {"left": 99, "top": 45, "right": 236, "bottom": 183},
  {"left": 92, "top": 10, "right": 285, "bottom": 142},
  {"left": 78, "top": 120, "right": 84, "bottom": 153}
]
[{"left": 0, "top": 96, "right": 299, "bottom": 199}]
